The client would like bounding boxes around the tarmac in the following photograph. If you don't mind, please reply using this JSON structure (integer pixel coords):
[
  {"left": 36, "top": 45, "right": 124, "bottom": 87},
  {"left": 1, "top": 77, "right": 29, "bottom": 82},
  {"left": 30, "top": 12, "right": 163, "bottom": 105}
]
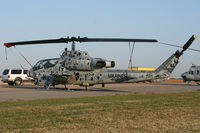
[{"left": 0, "top": 81, "right": 199, "bottom": 101}]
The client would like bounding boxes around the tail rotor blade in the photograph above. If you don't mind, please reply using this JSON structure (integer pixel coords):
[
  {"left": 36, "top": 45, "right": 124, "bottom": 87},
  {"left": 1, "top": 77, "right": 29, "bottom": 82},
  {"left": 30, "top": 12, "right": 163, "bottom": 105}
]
[
  {"left": 175, "top": 35, "right": 197, "bottom": 58},
  {"left": 182, "top": 35, "right": 197, "bottom": 53}
]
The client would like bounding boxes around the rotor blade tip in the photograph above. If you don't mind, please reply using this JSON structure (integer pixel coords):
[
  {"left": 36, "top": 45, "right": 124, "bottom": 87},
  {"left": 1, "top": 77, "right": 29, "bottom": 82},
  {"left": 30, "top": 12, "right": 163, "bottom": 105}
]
[
  {"left": 4, "top": 43, "right": 14, "bottom": 48},
  {"left": 193, "top": 35, "right": 197, "bottom": 40}
]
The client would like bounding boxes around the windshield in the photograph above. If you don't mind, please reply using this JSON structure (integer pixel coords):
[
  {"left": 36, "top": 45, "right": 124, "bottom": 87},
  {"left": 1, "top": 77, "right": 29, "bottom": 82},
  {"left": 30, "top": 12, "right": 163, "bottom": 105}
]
[{"left": 33, "top": 58, "right": 59, "bottom": 71}]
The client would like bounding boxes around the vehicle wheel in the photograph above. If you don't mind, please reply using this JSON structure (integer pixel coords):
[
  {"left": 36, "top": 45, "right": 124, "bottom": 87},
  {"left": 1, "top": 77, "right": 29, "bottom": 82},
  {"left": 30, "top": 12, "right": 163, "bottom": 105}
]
[
  {"left": 8, "top": 82, "right": 14, "bottom": 86},
  {"left": 14, "top": 78, "right": 22, "bottom": 86}
]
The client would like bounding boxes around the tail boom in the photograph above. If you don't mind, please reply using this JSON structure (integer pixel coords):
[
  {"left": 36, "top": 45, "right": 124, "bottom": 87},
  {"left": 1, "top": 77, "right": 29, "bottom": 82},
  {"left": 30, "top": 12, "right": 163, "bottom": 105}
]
[{"left": 153, "top": 35, "right": 196, "bottom": 81}]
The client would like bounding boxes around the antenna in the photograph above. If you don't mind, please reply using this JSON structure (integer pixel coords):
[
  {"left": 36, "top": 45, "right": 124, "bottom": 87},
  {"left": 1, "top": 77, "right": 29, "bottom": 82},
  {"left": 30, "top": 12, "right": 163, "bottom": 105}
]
[{"left": 72, "top": 41, "right": 75, "bottom": 51}]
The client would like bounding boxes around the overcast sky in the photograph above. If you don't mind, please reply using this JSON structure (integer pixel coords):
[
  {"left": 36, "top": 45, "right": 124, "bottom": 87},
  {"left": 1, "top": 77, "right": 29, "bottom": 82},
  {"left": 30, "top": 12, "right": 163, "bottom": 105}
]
[{"left": 0, "top": 0, "right": 200, "bottom": 78}]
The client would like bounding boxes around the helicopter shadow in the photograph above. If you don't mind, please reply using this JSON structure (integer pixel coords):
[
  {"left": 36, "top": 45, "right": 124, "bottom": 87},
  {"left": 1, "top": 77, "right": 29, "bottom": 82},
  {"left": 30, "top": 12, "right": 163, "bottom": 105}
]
[
  {"left": 2, "top": 85, "right": 38, "bottom": 90},
  {"left": 47, "top": 87, "right": 128, "bottom": 92},
  {"left": 86, "top": 88, "right": 128, "bottom": 92},
  {"left": 1, "top": 84, "right": 128, "bottom": 92}
]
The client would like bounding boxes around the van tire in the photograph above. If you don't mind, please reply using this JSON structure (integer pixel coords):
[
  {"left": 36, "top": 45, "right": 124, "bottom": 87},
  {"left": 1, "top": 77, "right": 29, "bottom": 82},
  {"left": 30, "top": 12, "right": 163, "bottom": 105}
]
[
  {"left": 15, "top": 78, "right": 22, "bottom": 86},
  {"left": 8, "top": 82, "right": 14, "bottom": 86}
]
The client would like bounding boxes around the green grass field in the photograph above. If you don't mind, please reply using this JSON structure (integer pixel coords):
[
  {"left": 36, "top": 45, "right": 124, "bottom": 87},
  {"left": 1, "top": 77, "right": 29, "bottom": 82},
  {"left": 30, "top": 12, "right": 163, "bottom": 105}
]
[{"left": 0, "top": 91, "right": 200, "bottom": 133}]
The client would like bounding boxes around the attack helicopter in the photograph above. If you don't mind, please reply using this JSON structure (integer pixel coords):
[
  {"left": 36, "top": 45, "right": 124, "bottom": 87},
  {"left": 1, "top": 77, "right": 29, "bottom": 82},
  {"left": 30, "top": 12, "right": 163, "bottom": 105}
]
[{"left": 4, "top": 35, "right": 196, "bottom": 89}]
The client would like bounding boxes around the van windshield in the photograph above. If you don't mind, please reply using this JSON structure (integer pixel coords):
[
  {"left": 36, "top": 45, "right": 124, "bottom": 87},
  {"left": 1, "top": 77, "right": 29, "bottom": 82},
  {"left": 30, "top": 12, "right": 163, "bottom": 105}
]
[{"left": 2, "top": 69, "right": 9, "bottom": 75}]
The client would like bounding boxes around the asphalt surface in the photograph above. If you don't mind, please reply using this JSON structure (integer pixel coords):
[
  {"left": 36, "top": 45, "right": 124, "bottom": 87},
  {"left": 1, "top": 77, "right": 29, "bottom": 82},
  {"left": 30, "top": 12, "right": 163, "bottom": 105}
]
[{"left": 0, "top": 81, "right": 199, "bottom": 101}]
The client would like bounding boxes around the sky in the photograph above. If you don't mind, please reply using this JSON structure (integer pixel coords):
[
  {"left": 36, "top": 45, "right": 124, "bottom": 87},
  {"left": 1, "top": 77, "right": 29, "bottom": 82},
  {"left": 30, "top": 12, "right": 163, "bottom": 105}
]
[{"left": 0, "top": 0, "right": 200, "bottom": 78}]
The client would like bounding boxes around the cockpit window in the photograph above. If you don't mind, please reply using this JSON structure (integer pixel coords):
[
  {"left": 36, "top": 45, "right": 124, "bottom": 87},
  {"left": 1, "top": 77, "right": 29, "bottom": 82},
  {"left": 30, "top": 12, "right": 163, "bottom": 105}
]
[
  {"left": 197, "top": 70, "right": 200, "bottom": 75},
  {"left": 33, "top": 58, "right": 59, "bottom": 71},
  {"left": 189, "top": 71, "right": 194, "bottom": 75}
]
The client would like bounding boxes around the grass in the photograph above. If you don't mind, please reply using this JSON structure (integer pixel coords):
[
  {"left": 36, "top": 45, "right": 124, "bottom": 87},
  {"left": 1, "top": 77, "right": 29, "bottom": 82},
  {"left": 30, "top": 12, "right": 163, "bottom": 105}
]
[{"left": 0, "top": 91, "right": 200, "bottom": 133}]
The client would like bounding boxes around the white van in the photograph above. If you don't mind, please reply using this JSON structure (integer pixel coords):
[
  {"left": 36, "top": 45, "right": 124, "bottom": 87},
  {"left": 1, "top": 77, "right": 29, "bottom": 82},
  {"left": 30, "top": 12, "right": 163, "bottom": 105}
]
[{"left": 1, "top": 69, "right": 29, "bottom": 85}]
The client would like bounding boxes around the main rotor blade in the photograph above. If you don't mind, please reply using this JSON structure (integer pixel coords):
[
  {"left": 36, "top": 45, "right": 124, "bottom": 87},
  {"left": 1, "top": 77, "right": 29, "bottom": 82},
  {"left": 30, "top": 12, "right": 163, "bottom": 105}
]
[
  {"left": 4, "top": 37, "right": 158, "bottom": 48},
  {"left": 4, "top": 38, "right": 69, "bottom": 48},
  {"left": 81, "top": 38, "right": 158, "bottom": 43}
]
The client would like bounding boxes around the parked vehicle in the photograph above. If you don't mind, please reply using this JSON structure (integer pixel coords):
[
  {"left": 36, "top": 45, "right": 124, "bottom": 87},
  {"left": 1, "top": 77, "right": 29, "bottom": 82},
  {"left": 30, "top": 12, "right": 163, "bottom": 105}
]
[
  {"left": 181, "top": 64, "right": 200, "bottom": 85},
  {"left": 1, "top": 69, "right": 30, "bottom": 85}
]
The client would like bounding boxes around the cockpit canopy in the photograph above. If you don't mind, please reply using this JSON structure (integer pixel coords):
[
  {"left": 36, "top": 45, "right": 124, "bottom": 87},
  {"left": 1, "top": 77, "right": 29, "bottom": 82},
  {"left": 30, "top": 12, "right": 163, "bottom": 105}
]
[{"left": 33, "top": 58, "right": 59, "bottom": 71}]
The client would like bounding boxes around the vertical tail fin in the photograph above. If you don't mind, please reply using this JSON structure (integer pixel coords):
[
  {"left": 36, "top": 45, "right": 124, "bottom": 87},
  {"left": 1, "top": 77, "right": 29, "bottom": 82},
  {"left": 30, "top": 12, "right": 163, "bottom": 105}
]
[
  {"left": 155, "top": 51, "right": 179, "bottom": 76},
  {"left": 154, "top": 35, "right": 196, "bottom": 80}
]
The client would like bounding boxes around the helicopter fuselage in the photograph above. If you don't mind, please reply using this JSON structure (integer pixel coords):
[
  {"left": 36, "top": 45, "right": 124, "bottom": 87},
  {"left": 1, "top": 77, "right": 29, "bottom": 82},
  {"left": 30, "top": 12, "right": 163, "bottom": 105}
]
[
  {"left": 4, "top": 35, "right": 195, "bottom": 88},
  {"left": 29, "top": 48, "right": 176, "bottom": 87}
]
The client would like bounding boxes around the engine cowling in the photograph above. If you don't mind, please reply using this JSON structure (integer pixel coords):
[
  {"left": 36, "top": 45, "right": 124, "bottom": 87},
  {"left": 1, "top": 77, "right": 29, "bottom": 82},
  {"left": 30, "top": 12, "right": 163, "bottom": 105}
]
[
  {"left": 92, "top": 59, "right": 115, "bottom": 69},
  {"left": 64, "top": 58, "right": 115, "bottom": 71},
  {"left": 105, "top": 61, "right": 115, "bottom": 68}
]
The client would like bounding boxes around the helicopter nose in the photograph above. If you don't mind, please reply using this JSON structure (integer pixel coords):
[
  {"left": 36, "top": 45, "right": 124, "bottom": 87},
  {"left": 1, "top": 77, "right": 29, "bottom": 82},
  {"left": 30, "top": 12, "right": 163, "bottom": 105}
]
[
  {"left": 27, "top": 71, "right": 31, "bottom": 77},
  {"left": 27, "top": 69, "right": 33, "bottom": 77},
  {"left": 181, "top": 72, "right": 187, "bottom": 78},
  {"left": 181, "top": 73, "right": 187, "bottom": 82}
]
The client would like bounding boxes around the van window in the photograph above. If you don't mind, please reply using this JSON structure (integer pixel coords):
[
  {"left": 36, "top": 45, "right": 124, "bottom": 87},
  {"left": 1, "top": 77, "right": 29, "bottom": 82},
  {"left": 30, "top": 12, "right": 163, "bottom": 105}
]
[
  {"left": 11, "top": 70, "right": 22, "bottom": 74},
  {"left": 24, "top": 70, "right": 28, "bottom": 74},
  {"left": 2, "top": 69, "right": 9, "bottom": 75}
]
